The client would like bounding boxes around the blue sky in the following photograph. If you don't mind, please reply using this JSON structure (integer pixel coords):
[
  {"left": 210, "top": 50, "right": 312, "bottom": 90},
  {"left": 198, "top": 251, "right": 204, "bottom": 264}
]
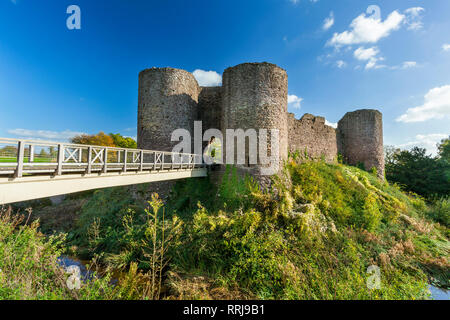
[{"left": 0, "top": 0, "right": 449, "bottom": 155}]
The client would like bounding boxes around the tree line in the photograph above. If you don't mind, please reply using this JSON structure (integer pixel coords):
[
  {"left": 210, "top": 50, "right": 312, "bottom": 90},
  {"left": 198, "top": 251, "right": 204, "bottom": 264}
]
[{"left": 385, "top": 137, "right": 450, "bottom": 199}]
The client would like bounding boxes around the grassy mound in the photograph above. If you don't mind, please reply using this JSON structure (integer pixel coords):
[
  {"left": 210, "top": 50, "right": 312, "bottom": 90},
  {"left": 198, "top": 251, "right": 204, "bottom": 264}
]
[
  {"left": 5, "top": 158, "right": 449, "bottom": 299},
  {"left": 165, "top": 161, "right": 448, "bottom": 299}
]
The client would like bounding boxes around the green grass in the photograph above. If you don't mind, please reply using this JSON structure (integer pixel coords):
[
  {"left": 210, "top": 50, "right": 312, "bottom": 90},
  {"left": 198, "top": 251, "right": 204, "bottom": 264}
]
[
  {"left": 5, "top": 158, "right": 450, "bottom": 300},
  {"left": 0, "top": 157, "right": 53, "bottom": 163}
]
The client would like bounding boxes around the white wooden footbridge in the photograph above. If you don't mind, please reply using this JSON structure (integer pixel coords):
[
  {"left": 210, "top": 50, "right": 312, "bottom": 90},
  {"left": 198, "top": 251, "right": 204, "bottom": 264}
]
[{"left": 0, "top": 138, "right": 206, "bottom": 204}]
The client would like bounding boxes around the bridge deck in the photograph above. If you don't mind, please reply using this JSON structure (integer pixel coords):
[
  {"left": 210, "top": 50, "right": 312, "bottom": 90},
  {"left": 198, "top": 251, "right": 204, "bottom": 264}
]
[{"left": 0, "top": 138, "right": 206, "bottom": 204}]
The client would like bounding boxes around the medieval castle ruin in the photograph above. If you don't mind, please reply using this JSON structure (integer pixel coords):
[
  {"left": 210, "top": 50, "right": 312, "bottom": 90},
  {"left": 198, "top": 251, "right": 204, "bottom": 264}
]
[{"left": 137, "top": 62, "right": 385, "bottom": 182}]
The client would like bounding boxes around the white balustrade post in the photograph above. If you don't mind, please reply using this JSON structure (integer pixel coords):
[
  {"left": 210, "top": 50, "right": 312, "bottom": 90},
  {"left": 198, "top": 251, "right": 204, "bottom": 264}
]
[
  {"left": 56, "top": 144, "right": 64, "bottom": 175},
  {"left": 123, "top": 150, "right": 127, "bottom": 172},
  {"left": 103, "top": 148, "right": 108, "bottom": 173},
  {"left": 15, "top": 140, "right": 25, "bottom": 178},
  {"left": 139, "top": 150, "right": 144, "bottom": 171},
  {"left": 29, "top": 145, "right": 34, "bottom": 163},
  {"left": 86, "top": 146, "right": 92, "bottom": 174}
]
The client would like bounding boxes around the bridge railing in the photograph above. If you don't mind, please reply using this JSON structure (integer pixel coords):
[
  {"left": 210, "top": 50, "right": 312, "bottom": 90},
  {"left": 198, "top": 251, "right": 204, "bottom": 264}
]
[{"left": 0, "top": 138, "right": 204, "bottom": 178}]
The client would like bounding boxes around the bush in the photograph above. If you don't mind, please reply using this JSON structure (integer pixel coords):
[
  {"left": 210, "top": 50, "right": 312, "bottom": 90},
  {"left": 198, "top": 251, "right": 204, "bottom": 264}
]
[
  {"left": 385, "top": 147, "right": 450, "bottom": 199},
  {"left": 426, "top": 197, "right": 450, "bottom": 227},
  {"left": 18, "top": 157, "right": 448, "bottom": 300},
  {"left": 0, "top": 208, "right": 117, "bottom": 300}
]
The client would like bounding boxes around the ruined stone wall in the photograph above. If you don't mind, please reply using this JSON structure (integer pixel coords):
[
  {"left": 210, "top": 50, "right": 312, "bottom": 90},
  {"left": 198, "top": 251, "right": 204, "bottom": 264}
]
[
  {"left": 198, "top": 86, "right": 222, "bottom": 131},
  {"left": 288, "top": 113, "right": 337, "bottom": 162},
  {"left": 136, "top": 63, "right": 385, "bottom": 188},
  {"left": 337, "top": 109, "right": 384, "bottom": 177},
  {"left": 221, "top": 62, "right": 288, "bottom": 176},
  {"left": 137, "top": 67, "right": 199, "bottom": 152}
]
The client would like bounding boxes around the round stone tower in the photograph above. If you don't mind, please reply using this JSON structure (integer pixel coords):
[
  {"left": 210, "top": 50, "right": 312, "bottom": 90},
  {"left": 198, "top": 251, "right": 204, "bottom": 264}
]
[
  {"left": 221, "top": 62, "right": 288, "bottom": 177},
  {"left": 337, "top": 109, "right": 384, "bottom": 178},
  {"left": 138, "top": 67, "right": 199, "bottom": 152}
]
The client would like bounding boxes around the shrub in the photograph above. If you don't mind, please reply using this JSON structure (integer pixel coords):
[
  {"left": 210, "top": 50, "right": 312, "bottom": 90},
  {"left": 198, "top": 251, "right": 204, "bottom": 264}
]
[
  {"left": 426, "top": 197, "right": 450, "bottom": 227},
  {"left": 0, "top": 208, "right": 117, "bottom": 300}
]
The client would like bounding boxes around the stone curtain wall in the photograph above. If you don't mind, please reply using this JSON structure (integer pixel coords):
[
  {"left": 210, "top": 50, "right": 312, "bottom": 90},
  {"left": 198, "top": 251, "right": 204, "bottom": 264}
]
[
  {"left": 337, "top": 109, "right": 384, "bottom": 177},
  {"left": 198, "top": 86, "right": 222, "bottom": 132},
  {"left": 137, "top": 63, "right": 385, "bottom": 183},
  {"left": 288, "top": 113, "right": 338, "bottom": 162}
]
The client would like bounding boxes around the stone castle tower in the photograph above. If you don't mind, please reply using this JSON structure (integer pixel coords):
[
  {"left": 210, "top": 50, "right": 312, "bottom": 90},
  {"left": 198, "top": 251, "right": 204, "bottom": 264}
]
[{"left": 138, "top": 62, "right": 384, "bottom": 182}]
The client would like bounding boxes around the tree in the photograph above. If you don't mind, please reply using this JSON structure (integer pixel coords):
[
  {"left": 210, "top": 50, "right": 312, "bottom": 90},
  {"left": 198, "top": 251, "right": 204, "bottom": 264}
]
[
  {"left": 70, "top": 132, "right": 115, "bottom": 147},
  {"left": 385, "top": 147, "right": 450, "bottom": 199},
  {"left": 384, "top": 145, "right": 401, "bottom": 167},
  {"left": 438, "top": 136, "right": 450, "bottom": 163},
  {"left": 70, "top": 132, "right": 137, "bottom": 149},
  {"left": 437, "top": 137, "right": 450, "bottom": 184},
  {"left": 109, "top": 133, "right": 137, "bottom": 149}
]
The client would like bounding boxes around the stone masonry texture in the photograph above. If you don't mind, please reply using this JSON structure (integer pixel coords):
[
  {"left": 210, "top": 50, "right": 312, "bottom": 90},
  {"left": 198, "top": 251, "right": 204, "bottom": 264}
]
[
  {"left": 198, "top": 86, "right": 222, "bottom": 132},
  {"left": 337, "top": 109, "right": 385, "bottom": 178},
  {"left": 137, "top": 67, "right": 199, "bottom": 199},
  {"left": 137, "top": 62, "right": 385, "bottom": 188},
  {"left": 221, "top": 62, "right": 288, "bottom": 175},
  {"left": 138, "top": 67, "right": 199, "bottom": 152},
  {"left": 288, "top": 113, "right": 337, "bottom": 162}
]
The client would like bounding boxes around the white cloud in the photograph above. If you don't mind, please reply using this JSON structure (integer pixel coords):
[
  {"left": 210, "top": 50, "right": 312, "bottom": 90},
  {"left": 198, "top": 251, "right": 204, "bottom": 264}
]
[
  {"left": 401, "top": 61, "right": 417, "bottom": 69},
  {"left": 398, "top": 133, "right": 448, "bottom": 156},
  {"left": 325, "top": 7, "right": 425, "bottom": 71},
  {"left": 397, "top": 85, "right": 450, "bottom": 123},
  {"left": 442, "top": 44, "right": 450, "bottom": 52},
  {"left": 192, "top": 69, "right": 222, "bottom": 87},
  {"left": 325, "top": 120, "right": 337, "bottom": 128},
  {"left": 353, "top": 47, "right": 384, "bottom": 69},
  {"left": 336, "top": 60, "right": 347, "bottom": 68},
  {"left": 354, "top": 46, "right": 379, "bottom": 60},
  {"left": 322, "top": 12, "right": 334, "bottom": 31},
  {"left": 7, "top": 129, "right": 85, "bottom": 141},
  {"left": 288, "top": 94, "right": 303, "bottom": 109},
  {"left": 405, "top": 7, "right": 425, "bottom": 30},
  {"left": 327, "top": 10, "right": 404, "bottom": 47},
  {"left": 405, "top": 7, "right": 424, "bottom": 16},
  {"left": 390, "top": 61, "right": 418, "bottom": 70}
]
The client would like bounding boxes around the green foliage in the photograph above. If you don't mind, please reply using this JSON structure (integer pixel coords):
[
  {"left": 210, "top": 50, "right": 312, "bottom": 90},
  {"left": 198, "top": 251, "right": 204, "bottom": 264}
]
[
  {"left": 217, "top": 165, "right": 260, "bottom": 212},
  {"left": 0, "top": 208, "right": 118, "bottom": 300},
  {"left": 8, "top": 157, "right": 449, "bottom": 300},
  {"left": 438, "top": 137, "right": 450, "bottom": 163},
  {"left": 70, "top": 186, "right": 147, "bottom": 258},
  {"left": 385, "top": 147, "right": 450, "bottom": 199},
  {"left": 168, "top": 176, "right": 217, "bottom": 217},
  {"left": 167, "top": 159, "right": 447, "bottom": 299},
  {"left": 109, "top": 133, "right": 137, "bottom": 149},
  {"left": 281, "top": 160, "right": 403, "bottom": 231},
  {"left": 425, "top": 197, "right": 450, "bottom": 228}
]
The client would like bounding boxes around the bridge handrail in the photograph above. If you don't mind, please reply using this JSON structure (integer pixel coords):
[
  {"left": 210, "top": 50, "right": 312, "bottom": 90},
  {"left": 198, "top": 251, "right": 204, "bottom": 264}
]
[
  {"left": 0, "top": 137, "right": 197, "bottom": 156},
  {"left": 0, "top": 137, "right": 204, "bottom": 178}
]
